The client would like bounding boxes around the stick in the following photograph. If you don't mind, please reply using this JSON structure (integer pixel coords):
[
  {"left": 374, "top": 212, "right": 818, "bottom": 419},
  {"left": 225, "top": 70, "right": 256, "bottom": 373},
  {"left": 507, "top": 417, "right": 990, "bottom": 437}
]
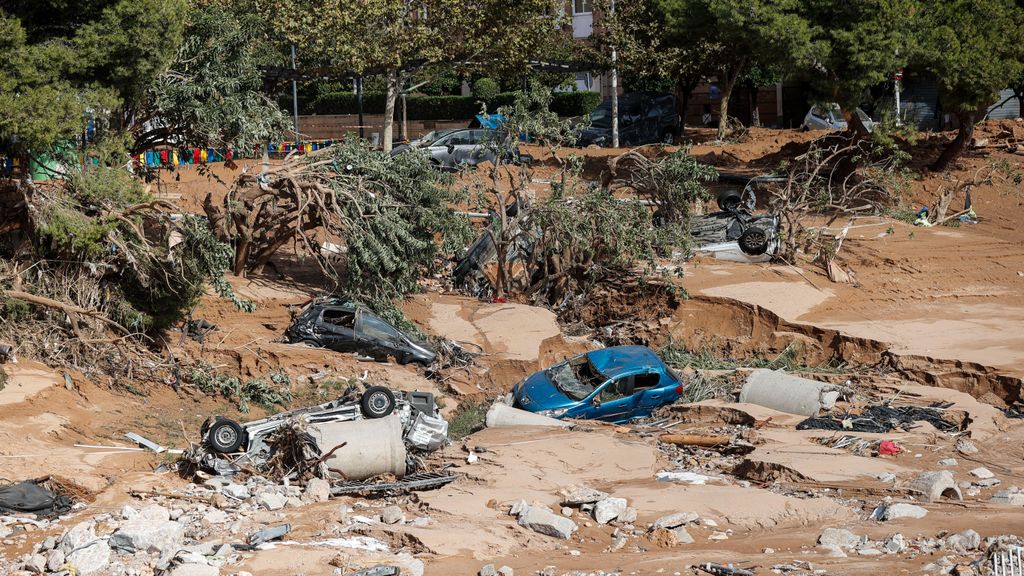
[{"left": 659, "top": 434, "right": 732, "bottom": 447}]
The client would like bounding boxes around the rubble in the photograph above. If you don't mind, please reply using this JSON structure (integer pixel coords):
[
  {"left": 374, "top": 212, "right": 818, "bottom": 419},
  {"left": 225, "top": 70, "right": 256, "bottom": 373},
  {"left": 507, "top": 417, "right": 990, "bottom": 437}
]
[
  {"left": 991, "top": 486, "right": 1024, "bottom": 506},
  {"left": 881, "top": 503, "right": 929, "bottom": 520},
  {"left": 593, "top": 497, "right": 628, "bottom": 524},
  {"left": 818, "top": 528, "right": 860, "bottom": 549},
  {"left": 651, "top": 512, "right": 699, "bottom": 530},
  {"left": 381, "top": 506, "right": 405, "bottom": 525},
  {"left": 907, "top": 470, "right": 963, "bottom": 502},
  {"left": 517, "top": 505, "right": 578, "bottom": 539},
  {"left": 969, "top": 467, "right": 994, "bottom": 479},
  {"left": 560, "top": 486, "right": 609, "bottom": 506}
]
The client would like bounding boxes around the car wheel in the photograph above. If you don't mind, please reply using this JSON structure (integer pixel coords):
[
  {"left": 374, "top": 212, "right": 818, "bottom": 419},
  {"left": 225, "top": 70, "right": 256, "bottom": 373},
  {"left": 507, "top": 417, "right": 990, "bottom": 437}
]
[
  {"left": 738, "top": 227, "right": 770, "bottom": 255},
  {"left": 360, "top": 386, "right": 396, "bottom": 418},
  {"left": 661, "top": 130, "right": 676, "bottom": 145},
  {"left": 716, "top": 189, "right": 743, "bottom": 213},
  {"left": 207, "top": 418, "right": 245, "bottom": 453},
  {"left": 299, "top": 339, "right": 321, "bottom": 348}
]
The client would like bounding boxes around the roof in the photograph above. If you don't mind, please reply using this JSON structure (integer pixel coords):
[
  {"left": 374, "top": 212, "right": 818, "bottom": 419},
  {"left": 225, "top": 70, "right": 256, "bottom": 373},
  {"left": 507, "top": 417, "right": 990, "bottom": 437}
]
[{"left": 586, "top": 345, "right": 666, "bottom": 379}]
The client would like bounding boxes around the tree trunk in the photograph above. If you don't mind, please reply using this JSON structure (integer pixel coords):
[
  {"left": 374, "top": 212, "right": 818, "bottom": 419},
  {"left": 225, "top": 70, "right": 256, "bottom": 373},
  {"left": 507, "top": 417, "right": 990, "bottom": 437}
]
[
  {"left": 675, "top": 77, "right": 698, "bottom": 138},
  {"left": 750, "top": 86, "right": 761, "bottom": 127},
  {"left": 841, "top": 108, "right": 871, "bottom": 140},
  {"left": 716, "top": 61, "right": 744, "bottom": 141},
  {"left": 382, "top": 67, "right": 399, "bottom": 152},
  {"left": 932, "top": 110, "right": 977, "bottom": 172}
]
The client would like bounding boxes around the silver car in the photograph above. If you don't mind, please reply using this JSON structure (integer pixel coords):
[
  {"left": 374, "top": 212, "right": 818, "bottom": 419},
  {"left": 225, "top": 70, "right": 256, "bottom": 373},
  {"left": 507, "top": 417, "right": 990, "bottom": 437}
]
[
  {"left": 390, "top": 128, "right": 528, "bottom": 170},
  {"left": 802, "top": 104, "right": 875, "bottom": 133}
]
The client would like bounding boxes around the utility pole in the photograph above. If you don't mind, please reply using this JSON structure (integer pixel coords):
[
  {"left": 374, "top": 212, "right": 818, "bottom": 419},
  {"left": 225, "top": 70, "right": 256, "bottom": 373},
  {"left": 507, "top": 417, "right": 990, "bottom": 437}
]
[
  {"left": 356, "top": 76, "right": 365, "bottom": 139},
  {"left": 610, "top": 0, "right": 619, "bottom": 148},
  {"left": 894, "top": 67, "right": 903, "bottom": 127},
  {"left": 290, "top": 44, "right": 300, "bottom": 146}
]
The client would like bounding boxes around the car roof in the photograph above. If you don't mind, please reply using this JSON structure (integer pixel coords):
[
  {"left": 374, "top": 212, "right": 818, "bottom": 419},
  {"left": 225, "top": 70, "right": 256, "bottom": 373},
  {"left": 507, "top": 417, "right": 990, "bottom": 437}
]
[{"left": 585, "top": 345, "right": 666, "bottom": 379}]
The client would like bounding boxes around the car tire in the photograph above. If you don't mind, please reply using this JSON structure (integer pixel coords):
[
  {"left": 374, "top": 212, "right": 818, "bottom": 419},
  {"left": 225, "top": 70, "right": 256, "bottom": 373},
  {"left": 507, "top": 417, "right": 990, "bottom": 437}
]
[
  {"left": 206, "top": 417, "right": 245, "bottom": 453},
  {"left": 299, "top": 339, "right": 321, "bottom": 348},
  {"left": 738, "top": 227, "right": 770, "bottom": 255},
  {"left": 716, "top": 189, "right": 743, "bottom": 213},
  {"left": 360, "top": 386, "right": 396, "bottom": 419},
  {"left": 661, "top": 130, "right": 676, "bottom": 145}
]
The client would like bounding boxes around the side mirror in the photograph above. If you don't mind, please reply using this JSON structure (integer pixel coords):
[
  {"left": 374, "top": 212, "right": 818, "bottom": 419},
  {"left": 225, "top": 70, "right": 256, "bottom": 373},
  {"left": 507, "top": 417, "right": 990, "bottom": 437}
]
[{"left": 446, "top": 144, "right": 455, "bottom": 154}]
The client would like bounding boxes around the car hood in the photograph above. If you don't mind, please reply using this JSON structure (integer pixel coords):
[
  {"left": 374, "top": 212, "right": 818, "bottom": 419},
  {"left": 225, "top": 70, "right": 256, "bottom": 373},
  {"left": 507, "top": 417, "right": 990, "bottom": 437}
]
[
  {"left": 405, "top": 339, "right": 436, "bottom": 363},
  {"left": 514, "top": 369, "right": 573, "bottom": 411}
]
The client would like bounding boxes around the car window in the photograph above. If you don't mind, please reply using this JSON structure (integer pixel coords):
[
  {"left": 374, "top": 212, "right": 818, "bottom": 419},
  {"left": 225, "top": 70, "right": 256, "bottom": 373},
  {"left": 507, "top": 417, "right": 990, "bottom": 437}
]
[
  {"left": 634, "top": 373, "right": 660, "bottom": 390},
  {"left": 321, "top": 308, "right": 355, "bottom": 328},
  {"left": 599, "top": 376, "right": 634, "bottom": 402},
  {"left": 446, "top": 131, "right": 473, "bottom": 146},
  {"left": 359, "top": 314, "right": 403, "bottom": 343},
  {"left": 547, "top": 355, "right": 605, "bottom": 401}
]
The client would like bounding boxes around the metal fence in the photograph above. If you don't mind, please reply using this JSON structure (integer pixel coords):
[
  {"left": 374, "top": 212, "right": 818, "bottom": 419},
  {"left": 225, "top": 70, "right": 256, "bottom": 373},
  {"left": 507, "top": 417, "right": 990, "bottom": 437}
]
[{"left": 992, "top": 547, "right": 1024, "bottom": 576}]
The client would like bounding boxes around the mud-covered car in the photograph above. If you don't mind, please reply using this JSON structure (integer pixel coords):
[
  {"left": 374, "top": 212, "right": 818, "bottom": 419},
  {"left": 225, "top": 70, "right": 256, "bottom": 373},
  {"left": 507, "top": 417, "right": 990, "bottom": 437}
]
[
  {"left": 511, "top": 345, "right": 689, "bottom": 423},
  {"left": 685, "top": 176, "right": 785, "bottom": 261},
  {"left": 285, "top": 299, "right": 436, "bottom": 365}
]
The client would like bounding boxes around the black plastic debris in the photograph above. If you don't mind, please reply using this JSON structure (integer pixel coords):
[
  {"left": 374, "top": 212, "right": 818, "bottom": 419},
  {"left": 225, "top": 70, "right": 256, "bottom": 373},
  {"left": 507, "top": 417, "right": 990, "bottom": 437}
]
[
  {"left": 0, "top": 479, "right": 73, "bottom": 518},
  {"left": 797, "top": 405, "right": 962, "bottom": 433},
  {"left": 329, "top": 471, "right": 457, "bottom": 496},
  {"left": 1005, "top": 408, "right": 1024, "bottom": 420}
]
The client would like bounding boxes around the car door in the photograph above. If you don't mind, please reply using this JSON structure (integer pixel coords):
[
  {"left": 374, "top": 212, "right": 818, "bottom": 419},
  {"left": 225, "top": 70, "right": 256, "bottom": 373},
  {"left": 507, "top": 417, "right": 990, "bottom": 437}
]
[
  {"left": 438, "top": 130, "right": 475, "bottom": 167},
  {"left": 633, "top": 372, "right": 674, "bottom": 416},
  {"left": 470, "top": 129, "right": 500, "bottom": 165},
  {"left": 355, "top": 312, "right": 407, "bottom": 362},
  {"left": 316, "top": 307, "right": 358, "bottom": 352},
  {"left": 587, "top": 375, "right": 640, "bottom": 422}
]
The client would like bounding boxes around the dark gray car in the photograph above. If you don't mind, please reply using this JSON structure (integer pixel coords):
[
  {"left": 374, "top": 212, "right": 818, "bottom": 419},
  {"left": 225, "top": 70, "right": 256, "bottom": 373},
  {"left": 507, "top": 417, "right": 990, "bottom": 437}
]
[
  {"left": 576, "top": 92, "right": 681, "bottom": 147},
  {"left": 391, "top": 128, "right": 528, "bottom": 170}
]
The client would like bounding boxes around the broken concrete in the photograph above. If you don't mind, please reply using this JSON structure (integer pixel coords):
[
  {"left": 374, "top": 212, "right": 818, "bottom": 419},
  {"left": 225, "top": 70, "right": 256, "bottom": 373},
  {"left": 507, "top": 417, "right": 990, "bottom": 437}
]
[
  {"left": 593, "top": 497, "right": 628, "bottom": 524},
  {"left": 818, "top": 528, "right": 860, "bottom": 549},
  {"left": 651, "top": 512, "right": 699, "bottom": 530},
  {"left": 907, "top": 470, "right": 962, "bottom": 502},
  {"left": 882, "top": 503, "right": 929, "bottom": 520},
  {"left": 739, "top": 369, "right": 841, "bottom": 417},
  {"left": 517, "top": 506, "right": 578, "bottom": 539}
]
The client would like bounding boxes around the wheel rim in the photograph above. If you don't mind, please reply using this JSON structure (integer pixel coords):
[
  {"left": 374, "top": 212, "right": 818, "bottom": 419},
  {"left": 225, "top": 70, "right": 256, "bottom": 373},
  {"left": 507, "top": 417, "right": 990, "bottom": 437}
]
[
  {"left": 215, "top": 426, "right": 237, "bottom": 447},
  {"left": 368, "top": 391, "right": 390, "bottom": 414},
  {"left": 743, "top": 230, "right": 767, "bottom": 249}
]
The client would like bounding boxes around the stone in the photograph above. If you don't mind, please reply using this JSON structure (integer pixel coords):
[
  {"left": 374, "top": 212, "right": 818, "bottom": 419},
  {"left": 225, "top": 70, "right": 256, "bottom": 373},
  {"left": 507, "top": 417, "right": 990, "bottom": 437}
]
[
  {"left": 882, "top": 503, "right": 928, "bottom": 520},
  {"left": 991, "top": 487, "right": 1024, "bottom": 506},
  {"left": 518, "top": 506, "right": 578, "bottom": 539},
  {"left": 561, "top": 507, "right": 573, "bottom": 517},
  {"left": 619, "top": 507, "right": 637, "bottom": 524},
  {"left": 169, "top": 563, "right": 219, "bottom": 576},
  {"left": 939, "top": 459, "right": 958, "bottom": 467},
  {"left": 858, "top": 548, "right": 882, "bottom": 556},
  {"left": 701, "top": 518, "right": 719, "bottom": 527},
  {"left": 46, "top": 549, "right": 65, "bottom": 572},
  {"left": 170, "top": 508, "right": 185, "bottom": 520},
  {"left": 975, "top": 478, "right": 1001, "bottom": 487},
  {"left": 109, "top": 515, "right": 186, "bottom": 554},
  {"left": 139, "top": 504, "right": 171, "bottom": 522},
  {"left": 560, "top": 485, "right": 609, "bottom": 506},
  {"left": 709, "top": 531, "right": 729, "bottom": 541},
  {"left": 651, "top": 512, "right": 699, "bottom": 530},
  {"left": 303, "top": 478, "right": 331, "bottom": 503},
  {"left": 884, "top": 533, "right": 906, "bottom": 553},
  {"left": 594, "top": 497, "right": 628, "bottom": 525},
  {"left": 257, "top": 492, "right": 287, "bottom": 511},
  {"left": 907, "top": 471, "right": 962, "bottom": 502},
  {"left": 59, "top": 522, "right": 99, "bottom": 553},
  {"left": 955, "top": 440, "right": 978, "bottom": 455},
  {"left": 221, "top": 484, "right": 250, "bottom": 499},
  {"left": 818, "top": 528, "right": 860, "bottom": 549},
  {"left": 120, "top": 505, "right": 139, "bottom": 520},
  {"left": 609, "top": 535, "right": 627, "bottom": 552},
  {"left": 65, "top": 540, "right": 111, "bottom": 576},
  {"left": 672, "top": 527, "right": 695, "bottom": 544},
  {"left": 203, "top": 509, "right": 229, "bottom": 524},
  {"left": 819, "top": 545, "right": 847, "bottom": 558},
  {"left": 479, "top": 564, "right": 497, "bottom": 576},
  {"left": 509, "top": 499, "right": 529, "bottom": 516},
  {"left": 381, "top": 506, "right": 405, "bottom": 525},
  {"left": 498, "top": 566, "right": 514, "bottom": 576},
  {"left": 945, "top": 529, "right": 981, "bottom": 551},
  {"left": 763, "top": 548, "right": 775, "bottom": 554},
  {"left": 969, "top": 467, "right": 994, "bottom": 479},
  {"left": 21, "top": 554, "right": 45, "bottom": 573},
  {"left": 40, "top": 536, "right": 57, "bottom": 551}
]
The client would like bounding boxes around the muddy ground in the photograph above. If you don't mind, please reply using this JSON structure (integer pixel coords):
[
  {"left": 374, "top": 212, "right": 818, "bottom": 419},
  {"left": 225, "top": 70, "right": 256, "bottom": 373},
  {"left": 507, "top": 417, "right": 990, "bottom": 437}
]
[{"left": 2, "top": 122, "right": 1023, "bottom": 576}]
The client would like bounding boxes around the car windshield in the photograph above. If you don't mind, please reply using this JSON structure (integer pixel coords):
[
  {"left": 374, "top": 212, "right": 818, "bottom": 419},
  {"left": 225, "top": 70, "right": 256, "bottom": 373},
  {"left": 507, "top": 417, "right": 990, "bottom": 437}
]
[
  {"left": 416, "top": 129, "right": 457, "bottom": 147},
  {"left": 547, "top": 355, "right": 606, "bottom": 401},
  {"left": 589, "top": 106, "right": 613, "bottom": 128}
]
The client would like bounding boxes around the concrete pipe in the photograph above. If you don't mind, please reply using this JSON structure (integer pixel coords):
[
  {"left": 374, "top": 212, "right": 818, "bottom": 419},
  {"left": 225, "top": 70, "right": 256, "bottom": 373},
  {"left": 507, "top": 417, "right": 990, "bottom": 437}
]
[
  {"left": 739, "top": 369, "right": 841, "bottom": 417},
  {"left": 485, "top": 402, "right": 573, "bottom": 428},
  {"left": 311, "top": 415, "right": 407, "bottom": 480}
]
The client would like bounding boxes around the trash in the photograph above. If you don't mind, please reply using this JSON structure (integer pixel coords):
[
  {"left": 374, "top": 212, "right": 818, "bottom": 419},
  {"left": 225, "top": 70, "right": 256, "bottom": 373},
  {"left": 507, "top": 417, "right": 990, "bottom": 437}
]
[
  {"left": 349, "top": 567, "right": 401, "bottom": 576},
  {"left": 797, "top": 405, "right": 962, "bottom": 433},
  {"left": 125, "top": 432, "right": 168, "bottom": 453},
  {"left": 739, "top": 369, "right": 842, "bottom": 417},
  {"left": 655, "top": 471, "right": 713, "bottom": 484},
  {"left": 329, "top": 471, "right": 457, "bottom": 496},
  {"left": 247, "top": 524, "right": 291, "bottom": 547},
  {"left": 698, "top": 562, "right": 755, "bottom": 576},
  {"left": 0, "top": 478, "right": 73, "bottom": 518},
  {"left": 881, "top": 503, "right": 928, "bottom": 520},
  {"left": 0, "top": 343, "right": 14, "bottom": 364},
  {"left": 185, "top": 318, "right": 216, "bottom": 343},
  {"left": 878, "top": 440, "right": 901, "bottom": 456},
  {"left": 405, "top": 412, "right": 449, "bottom": 452}
]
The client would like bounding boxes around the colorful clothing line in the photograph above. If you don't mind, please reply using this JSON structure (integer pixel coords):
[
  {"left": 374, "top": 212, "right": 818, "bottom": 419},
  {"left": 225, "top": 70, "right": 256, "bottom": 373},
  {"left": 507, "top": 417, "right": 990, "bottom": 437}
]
[{"left": 135, "top": 140, "right": 339, "bottom": 168}]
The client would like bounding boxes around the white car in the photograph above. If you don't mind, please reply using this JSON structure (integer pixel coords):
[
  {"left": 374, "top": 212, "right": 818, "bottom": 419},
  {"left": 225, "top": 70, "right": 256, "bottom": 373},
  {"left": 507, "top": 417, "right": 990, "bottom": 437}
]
[{"left": 802, "top": 104, "right": 875, "bottom": 133}]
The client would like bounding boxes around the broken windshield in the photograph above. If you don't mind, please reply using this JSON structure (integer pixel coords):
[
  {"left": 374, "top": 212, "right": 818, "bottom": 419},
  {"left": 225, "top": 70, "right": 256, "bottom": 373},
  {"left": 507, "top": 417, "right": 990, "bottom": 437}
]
[{"left": 547, "top": 356, "right": 606, "bottom": 401}]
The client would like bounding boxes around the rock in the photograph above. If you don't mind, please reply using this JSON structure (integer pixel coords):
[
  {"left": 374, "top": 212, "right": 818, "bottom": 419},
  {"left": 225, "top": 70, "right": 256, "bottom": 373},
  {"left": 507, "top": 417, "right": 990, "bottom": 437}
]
[
  {"left": 594, "top": 497, "right": 628, "bottom": 525},
  {"left": 709, "top": 531, "right": 729, "bottom": 541},
  {"left": 609, "top": 535, "right": 627, "bottom": 551},
  {"left": 619, "top": 507, "right": 637, "bottom": 524},
  {"left": 169, "top": 563, "right": 219, "bottom": 576},
  {"left": 975, "top": 478, "right": 1001, "bottom": 487},
  {"left": 763, "top": 547, "right": 776, "bottom": 554},
  {"left": 560, "top": 485, "right": 609, "bottom": 505},
  {"left": 955, "top": 440, "right": 978, "bottom": 455},
  {"left": 65, "top": 540, "right": 111, "bottom": 576},
  {"left": 884, "top": 533, "right": 906, "bottom": 553},
  {"left": 858, "top": 548, "right": 882, "bottom": 556},
  {"left": 882, "top": 503, "right": 928, "bottom": 520},
  {"left": 40, "top": 536, "right": 57, "bottom": 551},
  {"left": 673, "top": 527, "right": 695, "bottom": 544},
  {"left": 21, "top": 554, "right": 45, "bottom": 573},
  {"left": 518, "top": 506, "right": 578, "bottom": 539},
  {"left": 819, "top": 545, "right": 847, "bottom": 558},
  {"left": 303, "top": 478, "right": 331, "bottom": 503},
  {"left": 651, "top": 512, "right": 699, "bottom": 530},
  {"left": 969, "top": 467, "right": 994, "bottom": 479},
  {"left": 818, "top": 528, "right": 860, "bottom": 549},
  {"left": 139, "top": 504, "right": 172, "bottom": 522},
  {"left": 120, "top": 505, "right": 139, "bottom": 520},
  {"left": 109, "top": 514, "right": 185, "bottom": 554},
  {"left": 46, "top": 549, "right": 65, "bottom": 572},
  {"left": 945, "top": 529, "right": 981, "bottom": 551},
  {"left": 873, "top": 472, "right": 897, "bottom": 483},
  {"left": 907, "top": 471, "right": 962, "bottom": 502},
  {"left": 257, "top": 492, "right": 287, "bottom": 511},
  {"left": 701, "top": 518, "right": 719, "bottom": 527},
  {"left": 991, "top": 487, "right": 1024, "bottom": 506},
  {"left": 170, "top": 508, "right": 185, "bottom": 520},
  {"left": 939, "top": 458, "right": 958, "bottom": 467},
  {"left": 203, "top": 509, "right": 229, "bottom": 524},
  {"left": 498, "top": 566, "right": 514, "bottom": 576},
  {"left": 509, "top": 499, "right": 529, "bottom": 516},
  {"left": 479, "top": 564, "right": 497, "bottom": 576},
  {"left": 381, "top": 506, "right": 405, "bottom": 525},
  {"left": 221, "top": 484, "right": 250, "bottom": 499},
  {"left": 560, "top": 507, "right": 573, "bottom": 517}
]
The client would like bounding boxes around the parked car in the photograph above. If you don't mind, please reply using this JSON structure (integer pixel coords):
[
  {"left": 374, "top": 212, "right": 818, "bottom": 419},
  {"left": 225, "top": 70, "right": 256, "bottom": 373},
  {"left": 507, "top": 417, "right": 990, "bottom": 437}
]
[
  {"left": 511, "top": 345, "right": 688, "bottom": 423},
  {"left": 802, "top": 104, "right": 875, "bottom": 133},
  {"left": 576, "top": 92, "right": 681, "bottom": 147},
  {"left": 284, "top": 298, "right": 436, "bottom": 366},
  {"left": 390, "top": 128, "right": 530, "bottom": 170}
]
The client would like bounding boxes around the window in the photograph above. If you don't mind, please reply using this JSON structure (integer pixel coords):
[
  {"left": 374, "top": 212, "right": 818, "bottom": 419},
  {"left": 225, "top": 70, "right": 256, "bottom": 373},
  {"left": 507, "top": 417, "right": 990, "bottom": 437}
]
[
  {"left": 634, "top": 373, "right": 660, "bottom": 390},
  {"left": 574, "top": 72, "right": 593, "bottom": 92},
  {"left": 360, "top": 314, "right": 402, "bottom": 343},
  {"left": 446, "top": 131, "right": 473, "bottom": 146},
  {"left": 573, "top": 0, "right": 591, "bottom": 14},
  {"left": 599, "top": 376, "right": 634, "bottom": 403},
  {"left": 321, "top": 308, "right": 355, "bottom": 328}
]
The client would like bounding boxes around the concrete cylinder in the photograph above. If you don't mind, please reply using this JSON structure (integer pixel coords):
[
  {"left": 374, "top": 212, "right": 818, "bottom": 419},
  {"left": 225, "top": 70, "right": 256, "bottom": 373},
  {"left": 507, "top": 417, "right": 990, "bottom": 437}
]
[
  {"left": 739, "top": 369, "right": 841, "bottom": 417},
  {"left": 485, "top": 403, "right": 573, "bottom": 428},
  {"left": 311, "top": 415, "right": 406, "bottom": 480}
]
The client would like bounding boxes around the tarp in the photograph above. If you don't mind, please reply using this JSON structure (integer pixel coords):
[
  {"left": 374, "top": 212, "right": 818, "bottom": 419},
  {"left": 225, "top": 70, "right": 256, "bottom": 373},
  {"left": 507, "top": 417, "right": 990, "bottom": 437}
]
[
  {"left": 0, "top": 480, "right": 72, "bottom": 518},
  {"left": 475, "top": 113, "right": 506, "bottom": 130}
]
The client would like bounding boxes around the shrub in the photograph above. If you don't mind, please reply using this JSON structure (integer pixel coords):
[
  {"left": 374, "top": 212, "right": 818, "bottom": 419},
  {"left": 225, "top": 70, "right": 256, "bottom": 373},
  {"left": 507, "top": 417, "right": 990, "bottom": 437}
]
[
  {"left": 305, "top": 91, "right": 603, "bottom": 119},
  {"left": 472, "top": 77, "right": 500, "bottom": 101}
]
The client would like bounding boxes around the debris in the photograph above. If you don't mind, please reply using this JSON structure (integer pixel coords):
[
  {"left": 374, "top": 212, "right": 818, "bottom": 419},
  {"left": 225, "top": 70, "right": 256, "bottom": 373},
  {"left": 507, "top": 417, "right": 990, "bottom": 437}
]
[
  {"left": 65, "top": 539, "right": 111, "bottom": 576},
  {"left": 991, "top": 487, "right": 1024, "bottom": 506},
  {"left": 658, "top": 434, "right": 731, "bottom": 448},
  {"left": 247, "top": 524, "right": 291, "bottom": 547},
  {"left": 257, "top": 491, "right": 287, "bottom": 511},
  {"left": 956, "top": 440, "right": 979, "bottom": 454},
  {"left": 673, "top": 527, "right": 696, "bottom": 544},
  {"left": 939, "top": 458, "right": 958, "bottom": 467},
  {"left": 560, "top": 486, "right": 609, "bottom": 506},
  {"left": 485, "top": 403, "right": 572, "bottom": 428},
  {"left": 517, "top": 506, "right": 578, "bottom": 539},
  {"left": 303, "top": 478, "right": 331, "bottom": 503},
  {"left": 945, "top": 529, "right": 981, "bottom": 552},
  {"left": 907, "top": 470, "right": 963, "bottom": 502},
  {"left": 651, "top": 511, "right": 699, "bottom": 530},
  {"left": 593, "top": 497, "right": 628, "bottom": 524},
  {"left": 329, "top": 471, "right": 457, "bottom": 496},
  {"left": 884, "top": 533, "right": 906, "bottom": 553},
  {"left": 818, "top": 528, "right": 860, "bottom": 549},
  {"left": 882, "top": 503, "right": 929, "bottom": 520},
  {"left": 349, "top": 567, "right": 401, "bottom": 576},
  {"left": 798, "top": 405, "right": 961, "bottom": 433},
  {"left": 381, "top": 506, "right": 405, "bottom": 525},
  {"left": 125, "top": 431, "right": 168, "bottom": 453},
  {"left": 45, "top": 549, "right": 64, "bottom": 572},
  {"left": 970, "top": 467, "right": 995, "bottom": 479},
  {"left": 877, "top": 440, "right": 901, "bottom": 456},
  {"left": 655, "top": 471, "right": 713, "bottom": 484},
  {"left": 480, "top": 565, "right": 497, "bottom": 576},
  {"left": 0, "top": 479, "right": 73, "bottom": 518},
  {"left": 108, "top": 505, "right": 186, "bottom": 554},
  {"left": 739, "top": 369, "right": 841, "bottom": 417},
  {"left": 698, "top": 562, "right": 755, "bottom": 576}
]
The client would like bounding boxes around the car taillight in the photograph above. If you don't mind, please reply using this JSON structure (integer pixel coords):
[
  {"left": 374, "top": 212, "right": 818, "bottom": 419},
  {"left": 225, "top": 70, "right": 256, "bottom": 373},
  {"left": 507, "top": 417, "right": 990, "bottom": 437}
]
[{"left": 675, "top": 385, "right": 683, "bottom": 394}]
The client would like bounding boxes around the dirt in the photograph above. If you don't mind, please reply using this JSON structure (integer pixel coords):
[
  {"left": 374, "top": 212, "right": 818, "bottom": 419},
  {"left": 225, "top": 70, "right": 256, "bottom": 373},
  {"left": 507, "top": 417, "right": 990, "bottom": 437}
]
[{"left": 4, "top": 122, "right": 1024, "bottom": 575}]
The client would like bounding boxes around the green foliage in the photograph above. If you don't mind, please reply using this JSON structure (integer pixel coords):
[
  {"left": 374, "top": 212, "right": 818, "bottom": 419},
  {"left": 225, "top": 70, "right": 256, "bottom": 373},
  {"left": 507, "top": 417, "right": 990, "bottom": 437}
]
[
  {"left": 472, "top": 77, "right": 501, "bottom": 101},
  {"left": 190, "top": 363, "right": 292, "bottom": 413},
  {"left": 307, "top": 91, "right": 602, "bottom": 119},
  {"left": 69, "top": 164, "right": 150, "bottom": 209},
  {"left": 448, "top": 401, "right": 487, "bottom": 440},
  {"left": 34, "top": 204, "right": 118, "bottom": 260}
]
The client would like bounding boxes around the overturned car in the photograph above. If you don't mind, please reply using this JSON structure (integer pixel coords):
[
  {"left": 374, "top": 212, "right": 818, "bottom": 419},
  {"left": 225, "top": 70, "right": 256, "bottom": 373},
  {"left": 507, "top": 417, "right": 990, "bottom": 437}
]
[{"left": 687, "top": 175, "right": 784, "bottom": 262}]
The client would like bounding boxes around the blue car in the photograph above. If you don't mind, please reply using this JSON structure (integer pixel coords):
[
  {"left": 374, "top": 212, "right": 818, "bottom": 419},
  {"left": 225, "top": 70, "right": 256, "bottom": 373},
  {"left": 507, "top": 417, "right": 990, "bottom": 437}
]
[{"left": 511, "top": 346, "right": 686, "bottom": 423}]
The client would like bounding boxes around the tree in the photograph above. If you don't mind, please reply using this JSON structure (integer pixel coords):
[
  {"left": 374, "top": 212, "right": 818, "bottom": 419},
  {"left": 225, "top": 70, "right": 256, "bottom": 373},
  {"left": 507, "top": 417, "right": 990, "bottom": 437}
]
[
  {"left": 800, "top": 0, "right": 917, "bottom": 137},
  {"left": 916, "top": 0, "right": 1024, "bottom": 171},
  {"left": 741, "top": 65, "right": 783, "bottom": 127},
  {"left": 657, "top": 0, "right": 814, "bottom": 140}
]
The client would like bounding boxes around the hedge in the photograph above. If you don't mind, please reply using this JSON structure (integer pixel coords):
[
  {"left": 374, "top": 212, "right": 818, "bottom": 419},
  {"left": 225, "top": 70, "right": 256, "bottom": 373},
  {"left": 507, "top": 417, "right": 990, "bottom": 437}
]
[{"left": 305, "top": 90, "right": 604, "bottom": 119}]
